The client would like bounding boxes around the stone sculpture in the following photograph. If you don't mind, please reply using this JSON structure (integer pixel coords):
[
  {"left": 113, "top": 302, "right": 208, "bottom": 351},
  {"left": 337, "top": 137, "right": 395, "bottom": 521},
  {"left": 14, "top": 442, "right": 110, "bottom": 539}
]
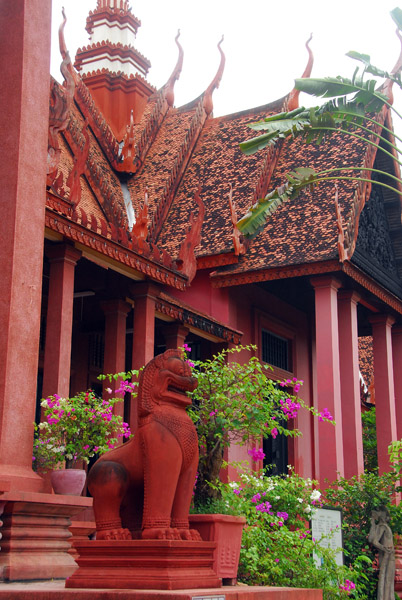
[
  {"left": 88, "top": 349, "right": 201, "bottom": 541},
  {"left": 368, "top": 507, "right": 395, "bottom": 600}
]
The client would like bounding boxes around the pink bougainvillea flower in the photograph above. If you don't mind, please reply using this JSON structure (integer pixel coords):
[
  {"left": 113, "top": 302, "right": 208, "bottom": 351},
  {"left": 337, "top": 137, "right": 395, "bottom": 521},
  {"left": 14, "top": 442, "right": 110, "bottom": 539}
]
[
  {"left": 319, "top": 407, "right": 334, "bottom": 422},
  {"left": 248, "top": 447, "right": 265, "bottom": 461}
]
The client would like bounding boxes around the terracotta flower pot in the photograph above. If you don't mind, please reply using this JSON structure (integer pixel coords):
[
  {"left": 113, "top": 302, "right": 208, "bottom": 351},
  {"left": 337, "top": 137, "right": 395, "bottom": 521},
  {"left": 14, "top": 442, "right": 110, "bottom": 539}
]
[
  {"left": 51, "top": 468, "right": 86, "bottom": 496},
  {"left": 189, "top": 513, "right": 246, "bottom": 584}
]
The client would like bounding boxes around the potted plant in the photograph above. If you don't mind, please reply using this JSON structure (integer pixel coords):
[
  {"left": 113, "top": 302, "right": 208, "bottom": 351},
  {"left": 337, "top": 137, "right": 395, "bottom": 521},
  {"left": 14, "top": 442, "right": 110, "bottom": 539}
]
[
  {"left": 182, "top": 343, "right": 328, "bottom": 583},
  {"left": 33, "top": 386, "right": 132, "bottom": 495}
]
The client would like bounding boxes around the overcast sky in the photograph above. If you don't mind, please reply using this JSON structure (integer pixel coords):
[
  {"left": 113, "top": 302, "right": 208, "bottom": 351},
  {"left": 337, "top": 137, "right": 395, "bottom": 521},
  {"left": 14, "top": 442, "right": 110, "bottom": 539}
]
[{"left": 50, "top": 1, "right": 402, "bottom": 130}]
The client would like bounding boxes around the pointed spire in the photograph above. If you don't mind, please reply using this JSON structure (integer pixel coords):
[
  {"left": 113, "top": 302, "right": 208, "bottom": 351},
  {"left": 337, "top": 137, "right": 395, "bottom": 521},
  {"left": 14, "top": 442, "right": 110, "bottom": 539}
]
[
  {"left": 47, "top": 9, "right": 76, "bottom": 183},
  {"left": 287, "top": 34, "right": 313, "bottom": 111},
  {"left": 163, "top": 30, "right": 184, "bottom": 107},
  {"left": 203, "top": 36, "right": 225, "bottom": 115}
]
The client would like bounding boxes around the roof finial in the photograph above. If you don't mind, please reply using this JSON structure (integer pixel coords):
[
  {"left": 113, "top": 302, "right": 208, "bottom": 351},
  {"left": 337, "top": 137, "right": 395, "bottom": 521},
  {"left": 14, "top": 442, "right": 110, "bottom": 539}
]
[
  {"left": 287, "top": 34, "right": 313, "bottom": 111},
  {"left": 203, "top": 36, "right": 225, "bottom": 115},
  {"left": 163, "top": 30, "right": 184, "bottom": 107}
]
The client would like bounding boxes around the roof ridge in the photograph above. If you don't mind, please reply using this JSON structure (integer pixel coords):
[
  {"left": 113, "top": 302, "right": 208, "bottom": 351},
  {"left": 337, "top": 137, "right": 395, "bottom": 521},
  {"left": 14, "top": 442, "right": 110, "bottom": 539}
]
[
  {"left": 66, "top": 113, "right": 128, "bottom": 228},
  {"left": 149, "top": 97, "right": 209, "bottom": 242},
  {"left": 75, "top": 79, "right": 121, "bottom": 166}
]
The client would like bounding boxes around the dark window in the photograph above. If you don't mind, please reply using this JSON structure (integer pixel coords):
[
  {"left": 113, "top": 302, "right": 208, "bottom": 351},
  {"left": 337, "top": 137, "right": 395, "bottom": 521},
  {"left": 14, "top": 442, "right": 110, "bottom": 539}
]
[
  {"left": 261, "top": 329, "right": 290, "bottom": 371},
  {"left": 89, "top": 333, "right": 104, "bottom": 369},
  {"left": 263, "top": 420, "right": 288, "bottom": 476}
]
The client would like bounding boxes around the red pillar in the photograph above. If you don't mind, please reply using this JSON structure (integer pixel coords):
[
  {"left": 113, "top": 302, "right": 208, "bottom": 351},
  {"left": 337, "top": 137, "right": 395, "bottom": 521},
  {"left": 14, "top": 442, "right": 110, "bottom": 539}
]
[
  {"left": 369, "top": 314, "right": 398, "bottom": 474},
  {"left": 0, "top": 0, "right": 51, "bottom": 491},
  {"left": 392, "top": 326, "right": 402, "bottom": 441},
  {"left": 311, "top": 277, "right": 344, "bottom": 484},
  {"left": 101, "top": 299, "right": 130, "bottom": 420},
  {"left": 42, "top": 245, "right": 81, "bottom": 399},
  {"left": 338, "top": 291, "right": 364, "bottom": 478},
  {"left": 162, "top": 324, "right": 189, "bottom": 350},
  {"left": 130, "top": 283, "right": 158, "bottom": 429}
]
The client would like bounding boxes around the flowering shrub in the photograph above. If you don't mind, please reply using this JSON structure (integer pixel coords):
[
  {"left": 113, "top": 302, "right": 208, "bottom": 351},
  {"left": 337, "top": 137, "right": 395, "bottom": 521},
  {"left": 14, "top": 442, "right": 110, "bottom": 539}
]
[
  {"left": 214, "top": 467, "right": 360, "bottom": 599},
  {"left": 324, "top": 470, "right": 402, "bottom": 598},
  {"left": 33, "top": 374, "right": 135, "bottom": 470},
  {"left": 184, "top": 344, "right": 328, "bottom": 503}
]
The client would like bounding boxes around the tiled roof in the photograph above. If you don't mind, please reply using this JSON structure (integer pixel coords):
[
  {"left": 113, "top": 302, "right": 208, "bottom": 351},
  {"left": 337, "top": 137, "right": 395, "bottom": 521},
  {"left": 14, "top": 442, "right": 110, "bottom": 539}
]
[
  {"left": 359, "top": 335, "right": 374, "bottom": 389},
  {"left": 154, "top": 103, "right": 368, "bottom": 275},
  {"left": 156, "top": 99, "right": 287, "bottom": 257},
  {"left": 51, "top": 73, "right": 391, "bottom": 288}
]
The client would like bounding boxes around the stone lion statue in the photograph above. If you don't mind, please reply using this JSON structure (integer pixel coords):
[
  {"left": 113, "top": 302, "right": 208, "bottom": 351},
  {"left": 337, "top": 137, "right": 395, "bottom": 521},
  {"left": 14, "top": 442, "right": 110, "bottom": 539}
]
[{"left": 87, "top": 349, "right": 201, "bottom": 541}]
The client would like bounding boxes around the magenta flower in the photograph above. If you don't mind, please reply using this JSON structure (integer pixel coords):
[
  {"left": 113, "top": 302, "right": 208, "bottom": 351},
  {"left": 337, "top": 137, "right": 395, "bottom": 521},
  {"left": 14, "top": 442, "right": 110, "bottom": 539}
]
[
  {"left": 248, "top": 447, "right": 265, "bottom": 461},
  {"left": 319, "top": 407, "right": 334, "bottom": 422}
]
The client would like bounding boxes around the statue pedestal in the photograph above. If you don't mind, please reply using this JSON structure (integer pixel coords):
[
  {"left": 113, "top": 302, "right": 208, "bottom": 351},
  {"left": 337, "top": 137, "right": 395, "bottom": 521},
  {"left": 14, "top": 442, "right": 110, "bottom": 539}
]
[
  {"left": 0, "top": 491, "right": 93, "bottom": 581},
  {"left": 66, "top": 540, "right": 221, "bottom": 590}
]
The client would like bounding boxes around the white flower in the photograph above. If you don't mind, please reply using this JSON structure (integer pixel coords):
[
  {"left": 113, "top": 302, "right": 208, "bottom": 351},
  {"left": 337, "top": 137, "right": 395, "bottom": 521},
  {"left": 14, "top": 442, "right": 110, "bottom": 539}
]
[
  {"left": 304, "top": 506, "right": 312, "bottom": 514},
  {"left": 298, "top": 498, "right": 303, "bottom": 503},
  {"left": 275, "top": 496, "right": 281, "bottom": 500},
  {"left": 229, "top": 482, "right": 237, "bottom": 488},
  {"left": 310, "top": 490, "right": 321, "bottom": 501}
]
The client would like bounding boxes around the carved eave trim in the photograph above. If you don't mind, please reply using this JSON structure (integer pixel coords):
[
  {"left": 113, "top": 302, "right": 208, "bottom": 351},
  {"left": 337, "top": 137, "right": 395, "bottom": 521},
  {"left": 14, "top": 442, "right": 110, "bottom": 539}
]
[
  {"left": 75, "top": 42, "right": 151, "bottom": 75},
  {"left": 342, "top": 108, "right": 388, "bottom": 259},
  {"left": 45, "top": 194, "right": 188, "bottom": 290},
  {"left": 197, "top": 252, "right": 240, "bottom": 270},
  {"left": 155, "top": 297, "right": 243, "bottom": 344},
  {"left": 342, "top": 261, "right": 402, "bottom": 315},
  {"left": 210, "top": 259, "right": 342, "bottom": 288}
]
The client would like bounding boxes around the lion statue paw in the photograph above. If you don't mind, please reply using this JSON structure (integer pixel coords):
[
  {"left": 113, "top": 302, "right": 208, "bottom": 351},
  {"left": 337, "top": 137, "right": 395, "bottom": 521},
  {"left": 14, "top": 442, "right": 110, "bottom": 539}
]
[{"left": 96, "top": 527, "right": 132, "bottom": 541}]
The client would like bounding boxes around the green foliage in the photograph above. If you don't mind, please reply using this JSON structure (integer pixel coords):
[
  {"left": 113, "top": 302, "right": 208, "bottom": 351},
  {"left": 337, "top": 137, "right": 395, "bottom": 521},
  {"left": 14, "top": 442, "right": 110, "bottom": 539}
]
[
  {"left": 324, "top": 471, "right": 402, "bottom": 598},
  {"left": 186, "top": 345, "right": 323, "bottom": 502},
  {"left": 237, "top": 7, "right": 402, "bottom": 239},
  {"left": 215, "top": 467, "right": 359, "bottom": 599},
  {"left": 33, "top": 373, "right": 136, "bottom": 471},
  {"left": 237, "top": 168, "right": 316, "bottom": 237},
  {"left": 362, "top": 408, "right": 378, "bottom": 472},
  {"left": 389, "top": 438, "right": 402, "bottom": 474}
]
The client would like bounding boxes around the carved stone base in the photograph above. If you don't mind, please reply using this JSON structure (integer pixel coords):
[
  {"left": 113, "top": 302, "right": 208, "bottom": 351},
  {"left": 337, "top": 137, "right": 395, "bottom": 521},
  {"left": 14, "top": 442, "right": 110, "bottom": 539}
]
[
  {"left": 0, "top": 491, "right": 92, "bottom": 581},
  {"left": 66, "top": 540, "right": 221, "bottom": 590}
]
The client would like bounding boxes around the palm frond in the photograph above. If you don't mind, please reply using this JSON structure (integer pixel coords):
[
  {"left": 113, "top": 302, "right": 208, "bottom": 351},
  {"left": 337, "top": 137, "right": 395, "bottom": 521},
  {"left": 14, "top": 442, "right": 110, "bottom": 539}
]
[
  {"left": 237, "top": 168, "right": 316, "bottom": 238},
  {"left": 295, "top": 77, "right": 388, "bottom": 112}
]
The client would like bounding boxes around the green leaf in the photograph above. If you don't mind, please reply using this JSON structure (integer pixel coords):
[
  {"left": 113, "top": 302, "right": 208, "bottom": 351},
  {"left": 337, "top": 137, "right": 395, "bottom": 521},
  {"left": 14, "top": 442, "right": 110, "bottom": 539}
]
[
  {"left": 391, "top": 7, "right": 402, "bottom": 30},
  {"left": 295, "top": 76, "right": 388, "bottom": 111}
]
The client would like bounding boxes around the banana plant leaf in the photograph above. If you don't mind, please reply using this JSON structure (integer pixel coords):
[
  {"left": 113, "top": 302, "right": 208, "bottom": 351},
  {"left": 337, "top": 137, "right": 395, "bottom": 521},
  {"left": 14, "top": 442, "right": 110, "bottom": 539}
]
[
  {"left": 237, "top": 168, "right": 316, "bottom": 238},
  {"left": 295, "top": 77, "right": 388, "bottom": 111},
  {"left": 391, "top": 7, "right": 402, "bottom": 30}
]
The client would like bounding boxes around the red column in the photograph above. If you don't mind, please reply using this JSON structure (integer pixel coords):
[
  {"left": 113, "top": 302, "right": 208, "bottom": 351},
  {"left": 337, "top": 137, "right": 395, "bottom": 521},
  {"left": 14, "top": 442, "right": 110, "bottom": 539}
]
[
  {"left": 130, "top": 283, "right": 158, "bottom": 429},
  {"left": 42, "top": 245, "right": 82, "bottom": 400},
  {"left": 392, "top": 326, "right": 402, "bottom": 441},
  {"left": 311, "top": 277, "right": 344, "bottom": 484},
  {"left": 338, "top": 291, "right": 364, "bottom": 478},
  {"left": 101, "top": 300, "right": 131, "bottom": 420},
  {"left": 162, "top": 324, "right": 189, "bottom": 350},
  {"left": 369, "top": 314, "right": 398, "bottom": 474},
  {"left": 0, "top": 0, "right": 51, "bottom": 491}
]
